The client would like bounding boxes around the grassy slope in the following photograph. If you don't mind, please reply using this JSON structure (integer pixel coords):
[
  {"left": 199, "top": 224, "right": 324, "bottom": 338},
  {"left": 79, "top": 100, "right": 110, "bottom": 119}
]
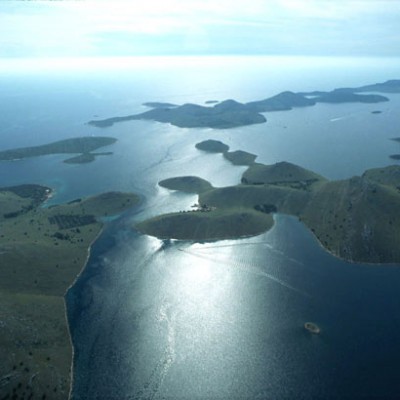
[
  {"left": 195, "top": 139, "right": 230, "bottom": 153},
  {"left": 299, "top": 168, "right": 400, "bottom": 263},
  {"left": 242, "top": 161, "right": 326, "bottom": 187},
  {"left": 159, "top": 176, "right": 213, "bottom": 194},
  {"left": 0, "top": 136, "right": 116, "bottom": 163},
  {"left": 136, "top": 208, "right": 273, "bottom": 240},
  {"left": 0, "top": 188, "right": 139, "bottom": 399},
  {"left": 223, "top": 150, "right": 257, "bottom": 166},
  {"left": 0, "top": 191, "right": 32, "bottom": 216},
  {"left": 362, "top": 165, "right": 400, "bottom": 187},
  {"left": 199, "top": 184, "right": 310, "bottom": 215},
  {"left": 137, "top": 141, "right": 400, "bottom": 264}
]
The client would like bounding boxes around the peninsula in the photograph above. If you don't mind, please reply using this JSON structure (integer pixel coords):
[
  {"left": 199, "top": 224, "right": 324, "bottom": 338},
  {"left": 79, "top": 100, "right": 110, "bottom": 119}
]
[
  {"left": 0, "top": 136, "right": 117, "bottom": 164},
  {"left": 88, "top": 80, "right": 396, "bottom": 129},
  {"left": 0, "top": 185, "right": 140, "bottom": 399},
  {"left": 136, "top": 140, "right": 400, "bottom": 264}
]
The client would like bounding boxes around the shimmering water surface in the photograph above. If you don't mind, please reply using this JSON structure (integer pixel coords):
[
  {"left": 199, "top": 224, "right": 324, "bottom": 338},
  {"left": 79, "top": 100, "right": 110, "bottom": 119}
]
[{"left": 1, "top": 56, "right": 400, "bottom": 399}]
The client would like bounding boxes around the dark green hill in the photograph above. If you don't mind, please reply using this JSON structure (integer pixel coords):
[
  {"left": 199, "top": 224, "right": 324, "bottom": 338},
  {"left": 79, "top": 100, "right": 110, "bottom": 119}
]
[
  {"left": 242, "top": 161, "right": 326, "bottom": 189},
  {"left": 136, "top": 208, "right": 273, "bottom": 241},
  {"left": 362, "top": 165, "right": 400, "bottom": 188},
  {"left": 300, "top": 175, "right": 400, "bottom": 263},
  {"left": 355, "top": 79, "right": 400, "bottom": 93},
  {"left": 136, "top": 140, "right": 400, "bottom": 264},
  {"left": 199, "top": 184, "right": 310, "bottom": 215},
  {"left": 223, "top": 150, "right": 257, "bottom": 165},
  {"left": 195, "top": 139, "right": 230, "bottom": 153},
  {"left": 159, "top": 176, "right": 213, "bottom": 194},
  {"left": 314, "top": 91, "right": 388, "bottom": 104},
  {"left": 245, "top": 91, "right": 316, "bottom": 112},
  {"left": 89, "top": 102, "right": 266, "bottom": 129}
]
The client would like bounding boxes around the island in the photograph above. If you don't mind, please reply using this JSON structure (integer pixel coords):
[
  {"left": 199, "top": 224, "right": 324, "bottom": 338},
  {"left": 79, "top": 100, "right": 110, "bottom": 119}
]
[
  {"left": 136, "top": 208, "right": 274, "bottom": 241},
  {"left": 304, "top": 322, "right": 321, "bottom": 334},
  {"left": 224, "top": 150, "right": 257, "bottom": 166},
  {"left": 136, "top": 140, "right": 400, "bottom": 264},
  {"left": 195, "top": 139, "right": 229, "bottom": 153},
  {"left": 352, "top": 79, "right": 400, "bottom": 93},
  {"left": 0, "top": 185, "right": 140, "bottom": 399},
  {"left": 87, "top": 80, "right": 396, "bottom": 129},
  {"left": 89, "top": 100, "right": 267, "bottom": 129},
  {"left": 195, "top": 139, "right": 256, "bottom": 165},
  {"left": 309, "top": 91, "right": 388, "bottom": 104},
  {"left": 159, "top": 176, "right": 213, "bottom": 194},
  {"left": 0, "top": 136, "right": 117, "bottom": 164}
]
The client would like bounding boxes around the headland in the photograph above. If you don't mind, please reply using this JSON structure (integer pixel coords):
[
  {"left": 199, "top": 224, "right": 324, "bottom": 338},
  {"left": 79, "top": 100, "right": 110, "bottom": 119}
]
[
  {"left": 0, "top": 136, "right": 117, "bottom": 164},
  {"left": 136, "top": 139, "right": 400, "bottom": 264},
  {"left": 0, "top": 185, "right": 140, "bottom": 399}
]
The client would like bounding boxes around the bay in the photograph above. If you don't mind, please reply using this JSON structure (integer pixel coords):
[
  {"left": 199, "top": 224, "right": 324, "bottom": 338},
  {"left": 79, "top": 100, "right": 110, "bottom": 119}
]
[{"left": 1, "top": 55, "right": 400, "bottom": 399}]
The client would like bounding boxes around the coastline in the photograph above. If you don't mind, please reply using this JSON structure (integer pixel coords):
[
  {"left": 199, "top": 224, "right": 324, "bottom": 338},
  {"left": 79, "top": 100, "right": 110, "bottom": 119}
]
[
  {"left": 136, "top": 138, "right": 400, "bottom": 264},
  {"left": 0, "top": 186, "right": 140, "bottom": 399},
  {"left": 65, "top": 224, "right": 105, "bottom": 400}
]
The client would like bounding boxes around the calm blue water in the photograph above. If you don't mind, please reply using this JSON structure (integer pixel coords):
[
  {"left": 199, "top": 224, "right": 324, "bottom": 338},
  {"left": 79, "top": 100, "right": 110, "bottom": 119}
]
[{"left": 1, "top": 56, "right": 400, "bottom": 399}]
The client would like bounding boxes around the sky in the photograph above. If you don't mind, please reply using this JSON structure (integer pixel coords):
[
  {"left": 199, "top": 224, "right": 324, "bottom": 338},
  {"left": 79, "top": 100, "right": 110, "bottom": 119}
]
[{"left": 0, "top": 0, "right": 400, "bottom": 58}]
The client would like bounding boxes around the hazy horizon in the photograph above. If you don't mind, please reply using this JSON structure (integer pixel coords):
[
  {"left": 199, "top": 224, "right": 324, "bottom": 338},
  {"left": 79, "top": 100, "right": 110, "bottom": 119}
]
[{"left": 1, "top": 0, "right": 399, "bottom": 59}]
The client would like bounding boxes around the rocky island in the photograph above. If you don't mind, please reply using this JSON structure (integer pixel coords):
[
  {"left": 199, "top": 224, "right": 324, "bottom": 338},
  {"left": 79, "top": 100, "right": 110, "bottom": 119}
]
[
  {"left": 224, "top": 150, "right": 257, "bottom": 166},
  {"left": 136, "top": 140, "right": 400, "bottom": 264},
  {"left": 0, "top": 186, "right": 140, "bottom": 399},
  {"left": 88, "top": 80, "right": 396, "bottom": 129},
  {"left": 195, "top": 139, "right": 230, "bottom": 153},
  {"left": 159, "top": 176, "right": 213, "bottom": 194},
  {"left": 195, "top": 139, "right": 257, "bottom": 165},
  {"left": 0, "top": 136, "right": 117, "bottom": 164},
  {"left": 137, "top": 208, "right": 274, "bottom": 241},
  {"left": 304, "top": 322, "right": 321, "bottom": 334},
  {"left": 89, "top": 100, "right": 267, "bottom": 129}
]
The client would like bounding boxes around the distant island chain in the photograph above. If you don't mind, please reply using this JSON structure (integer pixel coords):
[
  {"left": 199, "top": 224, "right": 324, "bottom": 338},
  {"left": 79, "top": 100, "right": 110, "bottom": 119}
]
[{"left": 88, "top": 79, "right": 400, "bottom": 129}]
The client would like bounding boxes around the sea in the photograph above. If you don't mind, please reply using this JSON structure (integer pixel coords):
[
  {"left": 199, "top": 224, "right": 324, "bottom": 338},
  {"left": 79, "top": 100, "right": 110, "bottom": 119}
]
[{"left": 1, "top": 56, "right": 400, "bottom": 399}]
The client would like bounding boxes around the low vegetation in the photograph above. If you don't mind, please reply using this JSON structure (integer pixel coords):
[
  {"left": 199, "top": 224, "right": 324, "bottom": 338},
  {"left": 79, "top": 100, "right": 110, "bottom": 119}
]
[
  {"left": 0, "top": 136, "right": 117, "bottom": 164},
  {"left": 0, "top": 186, "right": 139, "bottom": 399},
  {"left": 137, "top": 140, "right": 400, "bottom": 264},
  {"left": 159, "top": 176, "right": 213, "bottom": 194},
  {"left": 223, "top": 150, "right": 257, "bottom": 166},
  {"left": 195, "top": 139, "right": 229, "bottom": 153},
  {"left": 136, "top": 208, "right": 273, "bottom": 241}
]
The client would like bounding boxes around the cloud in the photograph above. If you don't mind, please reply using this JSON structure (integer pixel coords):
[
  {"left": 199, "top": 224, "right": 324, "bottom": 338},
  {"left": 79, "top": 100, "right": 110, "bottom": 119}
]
[{"left": 0, "top": 0, "right": 399, "bottom": 57}]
